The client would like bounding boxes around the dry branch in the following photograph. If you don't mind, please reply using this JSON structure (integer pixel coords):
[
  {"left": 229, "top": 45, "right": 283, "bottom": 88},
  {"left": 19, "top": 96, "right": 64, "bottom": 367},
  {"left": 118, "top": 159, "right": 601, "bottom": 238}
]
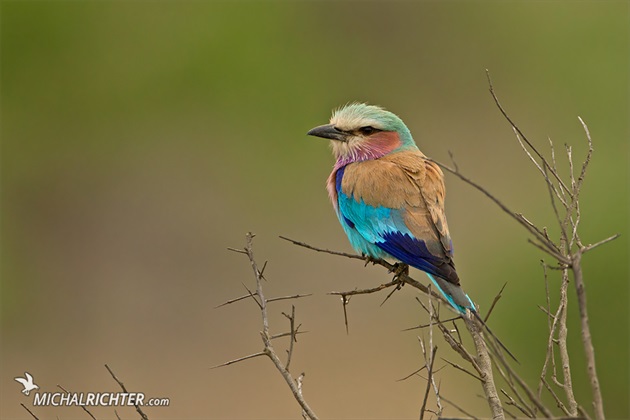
[
  {"left": 284, "top": 236, "right": 505, "bottom": 418},
  {"left": 217, "top": 233, "right": 318, "bottom": 419},
  {"left": 464, "top": 317, "right": 505, "bottom": 419},
  {"left": 20, "top": 404, "right": 39, "bottom": 420},
  {"left": 57, "top": 384, "right": 97, "bottom": 420},
  {"left": 486, "top": 73, "right": 611, "bottom": 420},
  {"left": 105, "top": 364, "right": 149, "bottom": 420},
  {"left": 219, "top": 73, "right": 615, "bottom": 420}
]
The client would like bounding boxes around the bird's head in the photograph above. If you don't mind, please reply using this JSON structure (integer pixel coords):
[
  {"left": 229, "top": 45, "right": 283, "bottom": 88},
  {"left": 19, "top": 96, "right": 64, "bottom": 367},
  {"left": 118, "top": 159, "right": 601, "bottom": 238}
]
[{"left": 307, "top": 103, "right": 417, "bottom": 164}]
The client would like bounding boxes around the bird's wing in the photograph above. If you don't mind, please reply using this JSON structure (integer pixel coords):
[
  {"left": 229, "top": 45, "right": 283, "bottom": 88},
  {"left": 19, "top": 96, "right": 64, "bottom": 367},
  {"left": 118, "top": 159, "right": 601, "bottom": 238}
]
[
  {"left": 15, "top": 377, "right": 28, "bottom": 386},
  {"left": 25, "top": 372, "right": 33, "bottom": 382},
  {"left": 395, "top": 152, "right": 454, "bottom": 259},
  {"left": 338, "top": 150, "right": 458, "bottom": 284}
]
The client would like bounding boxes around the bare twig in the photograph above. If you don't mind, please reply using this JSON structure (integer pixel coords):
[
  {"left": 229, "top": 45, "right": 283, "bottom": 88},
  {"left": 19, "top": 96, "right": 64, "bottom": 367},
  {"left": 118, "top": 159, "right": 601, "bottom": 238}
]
[
  {"left": 105, "top": 364, "right": 149, "bottom": 420},
  {"left": 281, "top": 236, "right": 449, "bottom": 306},
  {"left": 514, "top": 128, "right": 567, "bottom": 210},
  {"left": 490, "top": 346, "right": 553, "bottom": 418},
  {"left": 441, "top": 357, "right": 483, "bottom": 382},
  {"left": 402, "top": 315, "right": 461, "bottom": 332},
  {"left": 484, "top": 282, "right": 508, "bottom": 323},
  {"left": 415, "top": 298, "right": 480, "bottom": 373},
  {"left": 219, "top": 234, "right": 318, "bottom": 419},
  {"left": 451, "top": 319, "right": 463, "bottom": 345},
  {"left": 463, "top": 316, "right": 505, "bottom": 419},
  {"left": 572, "top": 252, "right": 604, "bottom": 420},
  {"left": 283, "top": 306, "right": 298, "bottom": 371},
  {"left": 268, "top": 294, "right": 313, "bottom": 303},
  {"left": 440, "top": 395, "right": 480, "bottom": 419},
  {"left": 270, "top": 330, "right": 308, "bottom": 340},
  {"left": 214, "top": 293, "right": 252, "bottom": 308},
  {"left": 539, "top": 262, "right": 557, "bottom": 399},
  {"left": 537, "top": 260, "right": 578, "bottom": 418},
  {"left": 420, "top": 291, "right": 443, "bottom": 419},
  {"left": 581, "top": 233, "right": 620, "bottom": 253},
  {"left": 297, "top": 373, "right": 308, "bottom": 420},
  {"left": 490, "top": 352, "right": 536, "bottom": 418},
  {"left": 210, "top": 351, "right": 266, "bottom": 369},
  {"left": 433, "top": 379, "right": 443, "bottom": 417},
  {"left": 328, "top": 279, "right": 400, "bottom": 298},
  {"left": 283, "top": 233, "right": 504, "bottom": 417},
  {"left": 500, "top": 388, "right": 534, "bottom": 418},
  {"left": 431, "top": 158, "right": 569, "bottom": 265},
  {"left": 485, "top": 69, "right": 570, "bottom": 196},
  {"left": 380, "top": 281, "right": 404, "bottom": 306},
  {"left": 341, "top": 295, "right": 350, "bottom": 334},
  {"left": 397, "top": 365, "right": 427, "bottom": 382},
  {"left": 557, "top": 268, "right": 578, "bottom": 415},
  {"left": 279, "top": 236, "right": 365, "bottom": 260},
  {"left": 20, "top": 404, "right": 39, "bottom": 420},
  {"left": 57, "top": 384, "right": 97, "bottom": 420},
  {"left": 526, "top": 238, "right": 569, "bottom": 263},
  {"left": 216, "top": 293, "right": 311, "bottom": 309},
  {"left": 240, "top": 282, "right": 262, "bottom": 309},
  {"left": 541, "top": 378, "right": 571, "bottom": 416},
  {"left": 437, "top": 321, "right": 478, "bottom": 371},
  {"left": 482, "top": 72, "right": 612, "bottom": 420},
  {"left": 419, "top": 340, "right": 438, "bottom": 420}
]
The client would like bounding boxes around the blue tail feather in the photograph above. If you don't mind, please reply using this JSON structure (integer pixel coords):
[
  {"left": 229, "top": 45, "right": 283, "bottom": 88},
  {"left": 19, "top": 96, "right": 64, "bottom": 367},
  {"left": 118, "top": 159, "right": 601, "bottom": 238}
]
[{"left": 425, "top": 273, "right": 474, "bottom": 315}]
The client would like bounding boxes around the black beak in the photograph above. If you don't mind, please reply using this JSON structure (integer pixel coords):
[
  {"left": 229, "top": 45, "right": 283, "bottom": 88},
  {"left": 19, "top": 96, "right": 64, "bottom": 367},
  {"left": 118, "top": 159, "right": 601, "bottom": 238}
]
[{"left": 306, "top": 124, "right": 348, "bottom": 142}]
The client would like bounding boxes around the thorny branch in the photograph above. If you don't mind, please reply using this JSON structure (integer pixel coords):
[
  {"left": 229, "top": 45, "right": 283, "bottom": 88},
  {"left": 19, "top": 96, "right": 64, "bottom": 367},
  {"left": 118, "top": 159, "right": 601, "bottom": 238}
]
[
  {"left": 282, "top": 305, "right": 300, "bottom": 371},
  {"left": 105, "top": 364, "right": 149, "bottom": 420},
  {"left": 419, "top": 290, "right": 443, "bottom": 419},
  {"left": 20, "top": 404, "right": 39, "bottom": 420},
  {"left": 464, "top": 317, "right": 505, "bottom": 419},
  {"left": 419, "top": 341, "right": 439, "bottom": 419},
  {"left": 435, "top": 71, "right": 612, "bottom": 419},
  {"left": 422, "top": 71, "right": 612, "bottom": 420},
  {"left": 283, "top": 235, "right": 506, "bottom": 418},
  {"left": 220, "top": 73, "right": 615, "bottom": 419},
  {"left": 538, "top": 261, "right": 578, "bottom": 417},
  {"left": 280, "top": 72, "right": 615, "bottom": 419},
  {"left": 484, "top": 71, "right": 611, "bottom": 420},
  {"left": 279, "top": 236, "right": 448, "bottom": 307},
  {"left": 216, "top": 233, "right": 318, "bottom": 420},
  {"left": 57, "top": 384, "right": 97, "bottom": 420}
]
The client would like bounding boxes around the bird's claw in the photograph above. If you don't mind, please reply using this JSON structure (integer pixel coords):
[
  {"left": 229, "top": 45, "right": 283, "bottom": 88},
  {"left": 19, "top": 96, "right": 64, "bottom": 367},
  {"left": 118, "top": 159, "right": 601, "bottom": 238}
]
[
  {"left": 390, "top": 263, "right": 409, "bottom": 284},
  {"left": 363, "top": 255, "right": 381, "bottom": 267}
]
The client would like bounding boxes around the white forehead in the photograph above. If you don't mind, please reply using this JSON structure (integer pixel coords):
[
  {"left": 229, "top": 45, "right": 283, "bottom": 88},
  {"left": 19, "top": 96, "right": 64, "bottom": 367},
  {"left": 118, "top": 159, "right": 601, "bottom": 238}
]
[{"left": 330, "top": 104, "right": 386, "bottom": 131}]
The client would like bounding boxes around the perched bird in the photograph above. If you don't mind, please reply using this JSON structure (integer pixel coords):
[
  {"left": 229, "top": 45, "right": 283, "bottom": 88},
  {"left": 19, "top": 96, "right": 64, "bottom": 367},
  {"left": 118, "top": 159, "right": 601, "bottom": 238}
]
[
  {"left": 307, "top": 103, "right": 474, "bottom": 314},
  {"left": 308, "top": 103, "right": 517, "bottom": 361}
]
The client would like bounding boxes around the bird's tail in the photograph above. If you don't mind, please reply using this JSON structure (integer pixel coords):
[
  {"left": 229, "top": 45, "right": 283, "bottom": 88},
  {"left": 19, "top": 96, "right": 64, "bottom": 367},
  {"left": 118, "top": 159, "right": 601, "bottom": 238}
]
[
  {"left": 425, "top": 273, "right": 518, "bottom": 362},
  {"left": 425, "top": 273, "right": 475, "bottom": 314}
]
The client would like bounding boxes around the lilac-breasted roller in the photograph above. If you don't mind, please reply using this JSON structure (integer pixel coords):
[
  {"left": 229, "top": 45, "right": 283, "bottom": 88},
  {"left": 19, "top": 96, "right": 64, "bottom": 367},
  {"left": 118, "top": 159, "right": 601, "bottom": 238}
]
[{"left": 308, "top": 103, "right": 475, "bottom": 315}]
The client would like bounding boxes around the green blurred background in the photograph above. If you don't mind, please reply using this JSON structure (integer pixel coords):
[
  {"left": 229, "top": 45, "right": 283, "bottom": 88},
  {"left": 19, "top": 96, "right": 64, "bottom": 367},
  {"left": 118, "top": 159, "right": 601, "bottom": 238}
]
[{"left": 2, "top": 1, "right": 628, "bottom": 418}]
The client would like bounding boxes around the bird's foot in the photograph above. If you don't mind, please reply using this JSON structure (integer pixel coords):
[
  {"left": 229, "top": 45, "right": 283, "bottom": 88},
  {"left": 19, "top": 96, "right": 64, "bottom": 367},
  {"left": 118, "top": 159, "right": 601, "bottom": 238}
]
[
  {"left": 363, "top": 255, "right": 382, "bottom": 267},
  {"left": 390, "top": 263, "right": 409, "bottom": 285}
]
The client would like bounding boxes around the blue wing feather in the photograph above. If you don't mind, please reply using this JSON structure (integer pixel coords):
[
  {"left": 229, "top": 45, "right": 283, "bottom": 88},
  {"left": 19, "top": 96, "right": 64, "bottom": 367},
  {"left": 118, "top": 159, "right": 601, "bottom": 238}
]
[
  {"left": 378, "top": 231, "right": 454, "bottom": 281},
  {"left": 335, "top": 167, "right": 458, "bottom": 285},
  {"left": 334, "top": 165, "right": 474, "bottom": 314}
]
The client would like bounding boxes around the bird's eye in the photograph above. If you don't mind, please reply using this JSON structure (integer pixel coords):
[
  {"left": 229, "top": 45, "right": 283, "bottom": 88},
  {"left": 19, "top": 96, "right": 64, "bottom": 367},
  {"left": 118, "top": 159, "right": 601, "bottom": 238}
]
[{"left": 359, "top": 126, "right": 376, "bottom": 135}]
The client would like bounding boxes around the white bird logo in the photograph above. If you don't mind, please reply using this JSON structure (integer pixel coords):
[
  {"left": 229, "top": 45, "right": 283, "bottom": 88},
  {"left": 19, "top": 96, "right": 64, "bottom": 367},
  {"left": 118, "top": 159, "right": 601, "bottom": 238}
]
[{"left": 15, "top": 372, "right": 39, "bottom": 396}]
